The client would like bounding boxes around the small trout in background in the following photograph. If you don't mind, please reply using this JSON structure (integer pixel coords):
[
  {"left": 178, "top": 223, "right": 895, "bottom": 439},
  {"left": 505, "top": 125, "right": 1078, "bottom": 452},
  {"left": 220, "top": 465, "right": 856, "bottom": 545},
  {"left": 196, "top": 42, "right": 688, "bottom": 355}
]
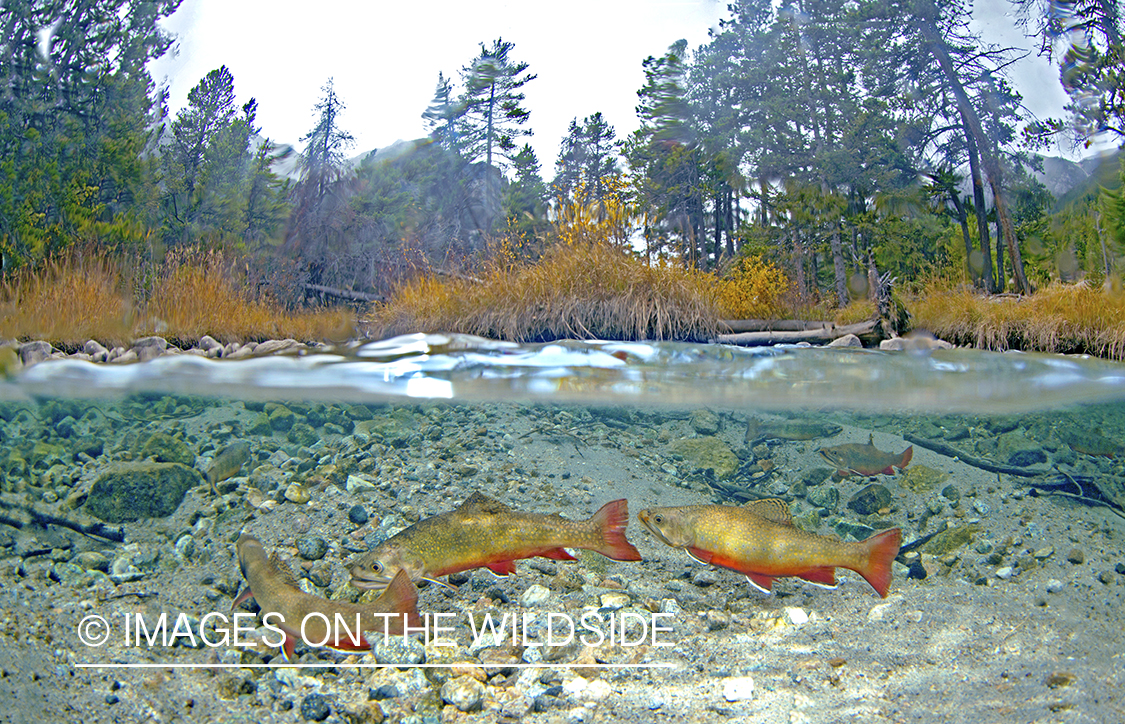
[
  {"left": 638, "top": 499, "right": 901, "bottom": 597},
  {"left": 233, "top": 533, "right": 419, "bottom": 660},
  {"left": 349, "top": 492, "right": 642, "bottom": 591},
  {"left": 746, "top": 418, "right": 842, "bottom": 443},
  {"left": 818, "top": 434, "right": 912, "bottom": 476},
  {"left": 206, "top": 441, "right": 251, "bottom": 493}
]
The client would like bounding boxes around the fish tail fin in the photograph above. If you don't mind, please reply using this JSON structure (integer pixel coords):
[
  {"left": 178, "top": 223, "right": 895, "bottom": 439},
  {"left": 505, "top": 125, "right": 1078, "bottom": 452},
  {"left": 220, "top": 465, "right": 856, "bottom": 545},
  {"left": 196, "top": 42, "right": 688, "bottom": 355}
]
[
  {"left": 381, "top": 569, "right": 421, "bottom": 632},
  {"left": 857, "top": 528, "right": 902, "bottom": 598},
  {"left": 899, "top": 446, "right": 914, "bottom": 469},
  {"left": 590, "top": 499, "right": 642, "bottom": 561}
]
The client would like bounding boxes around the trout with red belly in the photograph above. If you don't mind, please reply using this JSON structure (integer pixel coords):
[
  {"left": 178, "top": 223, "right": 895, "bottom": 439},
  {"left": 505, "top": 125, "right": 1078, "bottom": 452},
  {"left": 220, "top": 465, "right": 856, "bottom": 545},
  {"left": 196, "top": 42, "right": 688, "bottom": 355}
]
[
  {"left": 638, "top": 499, "right": 902, "bottom": 597},
  {"left": 819, "top": 434, "right": 913, "bottom": 477},
  {"left": 349, "top": 492, "right": 641, "bottom": 591},
  {"left": 233, "top": 533, "right": 419, "bottom": 660}
]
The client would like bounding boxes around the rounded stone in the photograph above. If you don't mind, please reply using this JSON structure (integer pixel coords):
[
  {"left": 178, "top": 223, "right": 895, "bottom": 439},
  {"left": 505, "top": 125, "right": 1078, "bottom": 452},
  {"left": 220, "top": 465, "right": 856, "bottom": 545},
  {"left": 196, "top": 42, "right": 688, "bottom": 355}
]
[
  {"left": 348, "top": 505, "right": 369, "bottom": 526},
  {"left": 722, "top": 676, "right": 755, "bottom": 702},
  {"left": 300, "top": 693, "right": 331, "bottom": 721},
  {"left": 441, "top": 675, "right": 485, "bottom": 713},
  {"left": 296, "top": 536, "right": 328, "bottom": 561},
  {"left": 520, "top": 584, "right": 551, "bottom": 607}
]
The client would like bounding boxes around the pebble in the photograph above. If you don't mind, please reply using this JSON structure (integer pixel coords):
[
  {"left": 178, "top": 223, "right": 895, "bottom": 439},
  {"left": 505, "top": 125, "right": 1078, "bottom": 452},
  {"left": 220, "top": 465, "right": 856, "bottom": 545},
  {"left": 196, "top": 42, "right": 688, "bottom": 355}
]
[
  {"left": 995, "top": 566, "right": 1014, "bottom": 580},
  {"left": 1033, "top": 547, "right": 1054, "bottom": 561},
  {"left": 347, "top": 505, "right": 369, "bottom": 526},
  {"left": 648, "top": 692, "right": 665, "bottom": 709},
  {"left": 692, "top": 569, "right": 720, "bottom": 587},
  {"left": 296, "top": 536, "right": 328, "bottom": 561},
  {"left": 300, "top": 693, "right": 331, "bottom": 721},
  {"left": 722, "top": 676, "right": 755, "bottom": 702},
  {"left": 1046, "top": 579, "right": 1064, "bottom": 593},
  {"left": 521, "top": 584, "right": 551, "bottom": 607},
  {"left": 441, "top": 676, "right": 485, "bottom": 713},
  {"left": 785, "top": 607, "right": 809, "bottom": 626},
  {"left": 346, "top": 475, "right": 376, "bottom": 493},
  {"left": 706, "top": 610, "right": 731, "bottom": 631},
  {"left": 1067, "top": 548, "right": 1085, "bottom": 565},
  {"left": 599, "top": 592, "right": 630, "bottom": 610},
  {"left": 284, "top": 483, "right": 311, "bottom": 504}
]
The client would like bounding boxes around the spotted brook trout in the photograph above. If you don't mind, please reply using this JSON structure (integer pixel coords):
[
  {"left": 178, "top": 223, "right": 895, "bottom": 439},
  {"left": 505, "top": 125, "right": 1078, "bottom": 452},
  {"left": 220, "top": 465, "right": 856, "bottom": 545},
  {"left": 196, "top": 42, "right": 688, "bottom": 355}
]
[
  {"left": 638, "top": 499, "right": 902, "bottom": 597},
  {"left": 349, "top": 492, "right": 642, "bottom": 591},
  {"left": 233, "top": 533, "right": 419, "bottom": 660},
  {"left": 206, "top": 441, "right": 251, "bottom": 493},
  {"left": 818, "top": 434, "right": 913, "bottom": 477}
]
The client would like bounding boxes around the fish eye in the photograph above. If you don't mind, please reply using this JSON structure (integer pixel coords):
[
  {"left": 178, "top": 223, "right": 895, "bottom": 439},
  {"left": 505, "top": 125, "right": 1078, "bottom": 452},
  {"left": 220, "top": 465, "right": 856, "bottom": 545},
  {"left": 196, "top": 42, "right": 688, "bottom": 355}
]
[
  {"left": 653, "top": 514, "right": 663, "bottom": 524},
  {"left": 371, "top": 562, "right": 383, "bottom": 573}
]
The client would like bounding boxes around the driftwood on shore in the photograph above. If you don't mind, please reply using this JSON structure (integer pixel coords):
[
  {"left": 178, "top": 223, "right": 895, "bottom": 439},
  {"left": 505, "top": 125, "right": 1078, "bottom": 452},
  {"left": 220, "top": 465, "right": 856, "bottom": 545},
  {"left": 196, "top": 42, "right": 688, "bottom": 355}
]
[
  {"left": 303, "top": 283, "right": 384, "bottom": 303},
  {"left": 714, "top": 319, "right": 879, "bottom": 346}
]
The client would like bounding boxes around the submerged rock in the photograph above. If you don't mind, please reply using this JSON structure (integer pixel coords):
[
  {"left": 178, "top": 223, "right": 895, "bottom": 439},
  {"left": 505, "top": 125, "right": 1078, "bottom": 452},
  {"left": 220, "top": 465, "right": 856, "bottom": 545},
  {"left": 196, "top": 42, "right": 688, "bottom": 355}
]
[
  {"left": 847, "top": 484, "right": 892, "bottom": 515},
  {"left": 669, "top": 436, "right": 739, "bottom": 480},
  {"left": 86, "top": 462, "right": 202, "bottom": 523},
  {"left": 139, "top": 432, "right": 194, "bottom": 466}
]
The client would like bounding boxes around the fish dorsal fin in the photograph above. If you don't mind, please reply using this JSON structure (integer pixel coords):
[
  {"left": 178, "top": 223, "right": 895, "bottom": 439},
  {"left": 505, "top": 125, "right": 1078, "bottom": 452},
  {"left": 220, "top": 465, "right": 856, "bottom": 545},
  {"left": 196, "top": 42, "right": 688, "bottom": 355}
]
[
  {"left": 457, "top": 492, "right": 511, "bottom": 514},
  {"left": 267, "top": 551, "right": 301, "bottom": 589},
  {"left": 867, "top": 433, "right": 874, "bottom": 446},
  {"left": 745, "top": 498, "right": 794, "bottom": 526}
]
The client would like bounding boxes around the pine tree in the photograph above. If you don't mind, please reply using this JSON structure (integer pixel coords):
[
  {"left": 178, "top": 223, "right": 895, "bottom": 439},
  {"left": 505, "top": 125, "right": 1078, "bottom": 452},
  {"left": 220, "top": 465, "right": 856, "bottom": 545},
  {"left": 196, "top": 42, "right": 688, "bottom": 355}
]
[
  {"left": 422, "top": 72, "right": 463, "bottom": 153},
  {"left": 552, "top": 112, "right": 621, "bottom": 202},
  {"left": 458, "top": 38, "right": 536, "bottom": 172},
  {"left": 504, "top": 143, "right": 549, "bottom": 239}
]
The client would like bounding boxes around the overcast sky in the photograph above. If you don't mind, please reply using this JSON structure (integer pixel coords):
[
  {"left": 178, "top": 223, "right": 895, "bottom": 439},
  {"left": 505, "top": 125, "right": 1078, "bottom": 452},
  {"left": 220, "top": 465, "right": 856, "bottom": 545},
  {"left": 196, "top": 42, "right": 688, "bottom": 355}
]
[{"left": 149, "top": 0, "right": 1078, "bottom": 172}]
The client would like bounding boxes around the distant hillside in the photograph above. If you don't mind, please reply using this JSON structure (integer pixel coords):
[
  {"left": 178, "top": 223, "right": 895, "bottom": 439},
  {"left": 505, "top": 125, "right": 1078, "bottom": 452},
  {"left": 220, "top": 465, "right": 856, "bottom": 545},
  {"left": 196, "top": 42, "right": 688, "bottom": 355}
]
[{"left": 1050, "top": 150, "right": 1122, "bottom": 211}]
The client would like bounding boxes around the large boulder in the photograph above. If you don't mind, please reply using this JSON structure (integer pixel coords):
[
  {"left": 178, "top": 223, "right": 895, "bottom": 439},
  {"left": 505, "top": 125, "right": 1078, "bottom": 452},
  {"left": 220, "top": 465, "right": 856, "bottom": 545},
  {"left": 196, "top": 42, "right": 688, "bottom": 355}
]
[{"left": 86, "top": 462, "right": 203, "bottom": 523}]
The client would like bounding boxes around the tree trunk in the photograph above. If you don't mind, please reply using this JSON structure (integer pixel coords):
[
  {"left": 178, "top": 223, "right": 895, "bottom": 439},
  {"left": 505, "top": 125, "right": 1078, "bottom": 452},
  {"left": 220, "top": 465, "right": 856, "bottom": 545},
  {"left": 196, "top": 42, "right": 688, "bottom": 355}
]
[
  {"left": 949, "top": 187, "right": 976, "bottom": 284},
  {"left": 964, "top": 118, "right": 994, "bottom": 291},
  {"left": 994, "top": 211, "right": 1005, "bottom": 291},
  {"left": 919, "top": 2, "right": 1029, "bottom": 293},
  {"left": 792, "top": 226, "right": 807, "bottom": 300},
  {"left": 830, "top": 220, "right": 849, "bottom": 305}
]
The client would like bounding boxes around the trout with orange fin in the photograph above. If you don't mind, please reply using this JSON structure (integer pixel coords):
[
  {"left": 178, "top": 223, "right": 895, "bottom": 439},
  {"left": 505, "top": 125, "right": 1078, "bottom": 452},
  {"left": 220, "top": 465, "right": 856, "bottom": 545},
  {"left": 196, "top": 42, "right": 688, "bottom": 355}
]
[
  {"left": 349, "top": 492, "right": 641, "bottom": 591},
  {"left": 638, "top": 499, "right": 902, "bottom": 598},
  {"left": 818, "top": 434, "right": 913, "bottom": 477},
  {"left": 233, "top": 533, "right": 419, "bottom": 661}
]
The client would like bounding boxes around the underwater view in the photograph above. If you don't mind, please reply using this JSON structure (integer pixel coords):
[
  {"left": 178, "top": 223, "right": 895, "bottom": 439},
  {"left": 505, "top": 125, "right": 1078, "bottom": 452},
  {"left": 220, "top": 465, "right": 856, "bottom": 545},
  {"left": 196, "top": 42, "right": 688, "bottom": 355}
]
[{"left": 0, "top": 337, "right": 1123, "bottom": 723}]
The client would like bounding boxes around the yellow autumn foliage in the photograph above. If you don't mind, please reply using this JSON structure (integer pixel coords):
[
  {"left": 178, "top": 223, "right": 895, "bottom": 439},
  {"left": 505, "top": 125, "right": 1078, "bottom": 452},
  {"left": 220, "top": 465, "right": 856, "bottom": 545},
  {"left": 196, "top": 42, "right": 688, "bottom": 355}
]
[{"left": 712, "top": 256, "right": 789, "bottom": 319}]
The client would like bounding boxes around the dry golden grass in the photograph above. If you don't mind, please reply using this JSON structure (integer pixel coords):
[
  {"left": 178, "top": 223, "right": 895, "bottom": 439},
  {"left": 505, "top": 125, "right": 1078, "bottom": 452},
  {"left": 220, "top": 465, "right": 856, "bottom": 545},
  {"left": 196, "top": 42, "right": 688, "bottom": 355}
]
[
  {"left": 371, "top": 241, "right": 731, "bottom": 342},
  {"left": 0, "top": 249, "right": 356, "bottom": 349},
  {"left": 908, "top": 281, "right": 1125, "bottom": 359}
]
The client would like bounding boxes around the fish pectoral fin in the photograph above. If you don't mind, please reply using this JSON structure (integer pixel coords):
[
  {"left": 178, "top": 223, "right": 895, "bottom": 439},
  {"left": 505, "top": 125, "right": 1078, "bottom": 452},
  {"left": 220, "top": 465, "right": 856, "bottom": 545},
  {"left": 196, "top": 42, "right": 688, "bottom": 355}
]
[
  {"left": 798, "top": 567, "right": 838, "bottom": 589},
  {"left": 422, "top": 577, "right": 458, "bottom": 591},
  {"left": 485, "top": 561, "right": 518, "bottom": 576},
  {"left": 541, "top": 548, "right": 578, "bottom": 562},
  {"left": 745, "top": 573, "right": 774, "bottom": 593},
  {"left": 231, "top": 585, "right": 254, "bottom": 610},
  {"left": 684, "top": 547, "right": 713, "bottom": 565},
  {"left": 281, "top": 634, "right": 296, "bottom": 662}
]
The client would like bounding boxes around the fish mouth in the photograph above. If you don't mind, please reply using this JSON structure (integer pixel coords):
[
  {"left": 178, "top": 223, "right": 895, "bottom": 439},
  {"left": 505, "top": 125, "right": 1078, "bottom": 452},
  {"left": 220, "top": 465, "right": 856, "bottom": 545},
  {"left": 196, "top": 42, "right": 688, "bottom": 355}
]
[{"left": 350, "top": 573, "right": 392, "bottom": 591}]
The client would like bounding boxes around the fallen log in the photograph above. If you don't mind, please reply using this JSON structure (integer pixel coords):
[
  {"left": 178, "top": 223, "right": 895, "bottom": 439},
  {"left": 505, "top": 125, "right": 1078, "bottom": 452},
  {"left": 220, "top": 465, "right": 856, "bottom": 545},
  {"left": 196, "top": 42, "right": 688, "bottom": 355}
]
[
  {"left": 303, "top": 283, "right": 384, "bottom": 303},
  {"left": 714, "top": 319, "right": 878, "bottom": 346},
  {"left": 719, "top": 319, "right": 837, "bottom": 333}
]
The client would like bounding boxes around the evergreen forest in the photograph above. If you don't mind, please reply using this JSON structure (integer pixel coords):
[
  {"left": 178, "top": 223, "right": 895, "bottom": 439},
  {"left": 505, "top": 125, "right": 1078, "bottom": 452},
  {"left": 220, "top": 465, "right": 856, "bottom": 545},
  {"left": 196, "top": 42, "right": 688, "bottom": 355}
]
[{"left": 2, "top": 0, "right": 1124, "bottom": 314}]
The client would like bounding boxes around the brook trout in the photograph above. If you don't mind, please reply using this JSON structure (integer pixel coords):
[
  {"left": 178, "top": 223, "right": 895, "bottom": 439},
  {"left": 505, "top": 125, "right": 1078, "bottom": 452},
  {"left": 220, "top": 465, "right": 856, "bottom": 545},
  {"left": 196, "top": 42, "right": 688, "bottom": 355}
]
[
  {"left": 638, "top": 499, "right": 901, "bottom": 597},
  {"left": 233, "top": 533, "right": 419, "bottom": 660},
  {"left": 818, "top": 434, "right": 913, "bottom": 476},
  {"left": 349, "top": 492, "right": 641, "bottom": 591},
  {"left": 207, "top": 441, "right": 251, "bottom": 493}
]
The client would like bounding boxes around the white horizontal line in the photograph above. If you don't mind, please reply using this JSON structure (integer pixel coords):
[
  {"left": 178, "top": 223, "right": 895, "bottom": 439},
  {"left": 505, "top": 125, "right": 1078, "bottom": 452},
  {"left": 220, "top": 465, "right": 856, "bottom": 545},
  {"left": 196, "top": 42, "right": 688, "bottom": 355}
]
[{"left": 76, "top": 662, "right": 677, "bottom": 669}]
